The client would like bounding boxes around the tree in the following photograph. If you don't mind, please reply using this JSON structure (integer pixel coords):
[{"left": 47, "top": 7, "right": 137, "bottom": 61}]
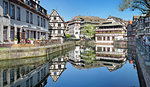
[
  {"left": 65, "top": 34, "right": 71, "bottom": 38},
  {"left": 119, "top": 0, "right": 150, "bottom": 14},
  {"left": 81, "top": 24, "right": 96, "bottom": 39}
]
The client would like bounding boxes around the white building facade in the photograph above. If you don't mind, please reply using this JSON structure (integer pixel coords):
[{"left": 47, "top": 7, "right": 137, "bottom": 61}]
[
  {"left": 66, "top": 21, "right": 81, "bottom": 39},
  {"left": 0, "top": 0, "right": 49, "bottom": 45},
  {"left": 95, "top": 18, "right": 127, "bottom": 44},
  {"left": 49, "top": 9, "right": 65, "bottom": 43}
]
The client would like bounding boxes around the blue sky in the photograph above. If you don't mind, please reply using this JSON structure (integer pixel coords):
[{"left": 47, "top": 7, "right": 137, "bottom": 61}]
[{"left": 39, "top": 0, "right": 141, "bottom": 21}]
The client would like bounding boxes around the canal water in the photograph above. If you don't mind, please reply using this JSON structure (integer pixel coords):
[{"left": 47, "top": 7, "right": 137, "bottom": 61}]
[{"left": 0, "top": 44, "right": 140, "bottom": 87}]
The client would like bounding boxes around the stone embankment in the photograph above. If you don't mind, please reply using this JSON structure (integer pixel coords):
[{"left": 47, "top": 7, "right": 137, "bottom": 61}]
[{"left": 0, "top": 42, "right": 75, "bottom": 60}]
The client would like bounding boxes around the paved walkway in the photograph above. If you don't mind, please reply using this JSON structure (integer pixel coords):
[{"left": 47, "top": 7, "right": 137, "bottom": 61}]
[{"left": 136, "top": 46, "right": 150, "bottom": 87}]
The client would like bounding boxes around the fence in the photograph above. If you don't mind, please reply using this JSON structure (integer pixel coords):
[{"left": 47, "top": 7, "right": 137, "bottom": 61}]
[{"left": 0, "top": 39, "right": 61, "bottom": 48}]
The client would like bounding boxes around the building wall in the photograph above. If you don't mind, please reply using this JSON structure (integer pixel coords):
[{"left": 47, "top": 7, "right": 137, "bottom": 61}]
[
  {"left": 66, "top": 21, "right": 81, "bottom": 39},
  {"left": 49, "top": 10, "right": 65, "bottom": 43},
  {"left": 0, "top": 0, "right": 49, "bottom": 44}
]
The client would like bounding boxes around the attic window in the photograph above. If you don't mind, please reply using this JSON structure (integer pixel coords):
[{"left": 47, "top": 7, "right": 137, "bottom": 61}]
[
  {"left": 103, "top": 22, "right": 112, "bottom": 24},
  {"left": 80, "top": 18, "right": 84, "bottom": 21},
  {"left": 54, "top": 17, "right": 56, "bottom": 20}
]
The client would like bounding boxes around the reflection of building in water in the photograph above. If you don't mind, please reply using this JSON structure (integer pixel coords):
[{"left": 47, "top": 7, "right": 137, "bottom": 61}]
[
  {"left": 127, "top": 41, "right": 137, "bottom": 69},
  {"left": 49, "top": 57, "right": 66, "bottom": 82},
  {"left": 95, "top": 44, "right": 127, "bottom": 72},
  {"left": 68, "top": 45, "right": 127, "bottom": 72},
  {"left": 0, "top": 63, "right": 49, "bottom": 87},
  {"left": 67, "top": 46, "right": 85, "bottom": 69},
  {"left": 68, "top": 46, "right": 82, "bottom": 63},
  {"left": 71, "top": 60, "right": 126, "bottom": 72}
]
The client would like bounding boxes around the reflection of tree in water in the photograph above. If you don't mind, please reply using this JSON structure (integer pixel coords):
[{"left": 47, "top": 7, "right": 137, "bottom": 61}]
[
  {"left": 69, "top": 45, "right": 128, "bottom": 72},
  {"left": 81, "top": 45, "right": 96, "bottom": 64}
]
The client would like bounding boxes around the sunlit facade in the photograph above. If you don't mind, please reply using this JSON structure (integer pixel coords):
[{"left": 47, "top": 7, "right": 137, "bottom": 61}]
[
  {"left": 95, "top": 18, "right": 127, "bottom": 44},
  {"left": 0, "top": 0, "right": 49, "bottom": 45}
]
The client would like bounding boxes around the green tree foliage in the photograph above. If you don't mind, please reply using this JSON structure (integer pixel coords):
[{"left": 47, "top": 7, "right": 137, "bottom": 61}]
[
  {"left": 119, "top": 0, "right": 150, "bottom": 14},
  {"left": 81, "top": 24, "right": 96, "bottom": 39},
  {"left": 81, "top": 48, "right": 96, "bottom": 64},
  {"left": 66, "top": 34, "right": 71, "bottom": 38}
]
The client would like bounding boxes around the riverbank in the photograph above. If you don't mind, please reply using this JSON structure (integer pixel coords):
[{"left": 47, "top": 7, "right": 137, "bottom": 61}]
[
  {"left": 136, "top": 40, "right": 150, "bottom": 87},
  {"left": 0, "top": 42, "right": 75, "bottom": 60}
]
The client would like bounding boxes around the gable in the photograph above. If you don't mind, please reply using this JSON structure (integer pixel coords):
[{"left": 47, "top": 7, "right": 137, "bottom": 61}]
[
  {"left": 49, "top": 9, "right": 65, "bottom": 22},
  {"left": 51, "top": 10, "right": 59, "bottom": 16}
]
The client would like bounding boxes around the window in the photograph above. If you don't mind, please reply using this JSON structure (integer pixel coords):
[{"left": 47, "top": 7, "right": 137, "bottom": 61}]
[
  {"left": 10, "top": 4, "right": 15, "bottom": 19},
  {"left": 58, "top": 23, "right": 61, "bottom": 27},
  {"left": 10, "top": 26, "right": 15, "bottom": 40},
  {"left": 10, "top": 70, "right": 14, "bottom": 83},
  {"left": 112, "top": 48, "right": 115, "bottom": 52},
  {"left": 30, "top": 77, "right": 33, "bottom": 87},
  {"left": 41, "top": 17, "right": 43, "bottom": 27},
  {"left": 97, "top": 36, "right": 102, "bottom": 40},
  {"left": 107, "top": 36, "right": 110, "bottom": 40},
  {"left": 26, "top": 11, "right": 29, "bottom": 23},
  {"left": 3, "top": 70, "right": 7, "bottom": 86},
  {"left": 44, "top": 19, "right": 45, "bottom": 28},
  {"left": 3, "top": 26, "right": 8, "bottom": 41},
  {"left": 58, "top": 30, "right": 61, "bottom": 34},
  {"left": 103, "top": 37, "right": 105, "bottom": 40},
  {"left": 112, "top": 36, "right": 114, "bottom": 40},
  {"left": 17, "top": 7, "right": 21, "bottom": 21},
  {"left": 54, "top": 17, "right": 56, "bottom": 20},
  {"left": 37, "top": 16, "right": 40, "bottom": 26},
  {"left": 37, "top": 72, "right": 40, "bottom": 82},
  {"left": 26, "top": 30, "right": 29, "bottom": 39},
  {"left": 107, "top": 48, "right": 110, "bottom": 52},
  {"left": 38, "top": 32, "right": 40, "bottom": 39},
  {"left": 30, "top": 13, "right": 33, "bottom": 24},
  {"left": 3, "top": 1, "right": 8, "bottom": 15},
  {"left": 97, "top": 47, "right": 102, "bottom": 52},
  {"left": 17, "top": 68, "right": 20, "bottom": 79},
  {"left": 26, "top": 79, "right": 29, "bottom": 87},
  {"left": 103, "top": 48, "right": 106, "bottom": 51}
]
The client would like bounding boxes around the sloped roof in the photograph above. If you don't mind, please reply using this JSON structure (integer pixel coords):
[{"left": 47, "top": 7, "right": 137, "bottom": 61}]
[
  {"left": 71, "top": 15, "right": 106, "bottom": 24},
  {"left": 108, "top": 16, "right": 128, "bottom": 25},
  {"left": 133, "top": 15, "right": 140, "bottom": 19},
  {"left": 96, "top": 19, "right": 123, "bottom": 27},
  {"left": 49, "top": 9, "right": 65, "bottom": 22}
]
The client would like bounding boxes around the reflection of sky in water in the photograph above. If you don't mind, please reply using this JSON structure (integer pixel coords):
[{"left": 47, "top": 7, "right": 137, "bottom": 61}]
[
  {"left": 46, "top": 62, "right": 139, "bottom": 87},
  {"left": 0, "top": 45, "right": 139, "bottom": 87}
]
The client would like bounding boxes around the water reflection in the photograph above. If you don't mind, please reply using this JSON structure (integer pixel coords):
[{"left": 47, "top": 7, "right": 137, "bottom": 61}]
[
  {"left": 49, "top": 58, "right": 67, "bottom": 82},
  {"left": 0, "top": 44, "right": 139, "bottom": 87}
]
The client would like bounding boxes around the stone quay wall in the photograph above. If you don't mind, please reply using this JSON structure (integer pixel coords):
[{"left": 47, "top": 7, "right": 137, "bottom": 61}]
[{"left": 0, "top": 42, "right": 75, "bottom": 60}]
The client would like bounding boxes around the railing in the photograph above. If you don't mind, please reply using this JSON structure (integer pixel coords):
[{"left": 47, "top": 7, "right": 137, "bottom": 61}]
[
  {"left": 7, "top": 39, "right": 61, "bottom": 48},
  {"left": 34, "top": 39, "right": 61, "bottom": 46},
  {"left": 136, "top": 38, "right": 150, "bottom": 61}
]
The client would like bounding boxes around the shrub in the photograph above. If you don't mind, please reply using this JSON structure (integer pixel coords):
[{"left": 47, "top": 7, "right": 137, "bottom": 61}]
[
  {"left": 14, "top": 38, "right": 18, "bottom": 41},
  {"left": 30, "top": 38, "right": 34, "bottom": 41},
  {"left": 66, "top": 34, "right": 71, "bottom": 38}
]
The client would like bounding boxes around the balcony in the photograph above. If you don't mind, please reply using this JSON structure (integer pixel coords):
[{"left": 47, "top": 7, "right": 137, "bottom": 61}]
[
  {"left": 50, "top": 27, "right": 65, "bottom": 29},
  {"left": 95, "top": 28, "right": 124, "bottom": 31},
  {"left": 96, "top": 31, "right": 126, "bottom": 36},
  {"left": 49, "top": 33, "right": 64, "bottom": 37}
]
